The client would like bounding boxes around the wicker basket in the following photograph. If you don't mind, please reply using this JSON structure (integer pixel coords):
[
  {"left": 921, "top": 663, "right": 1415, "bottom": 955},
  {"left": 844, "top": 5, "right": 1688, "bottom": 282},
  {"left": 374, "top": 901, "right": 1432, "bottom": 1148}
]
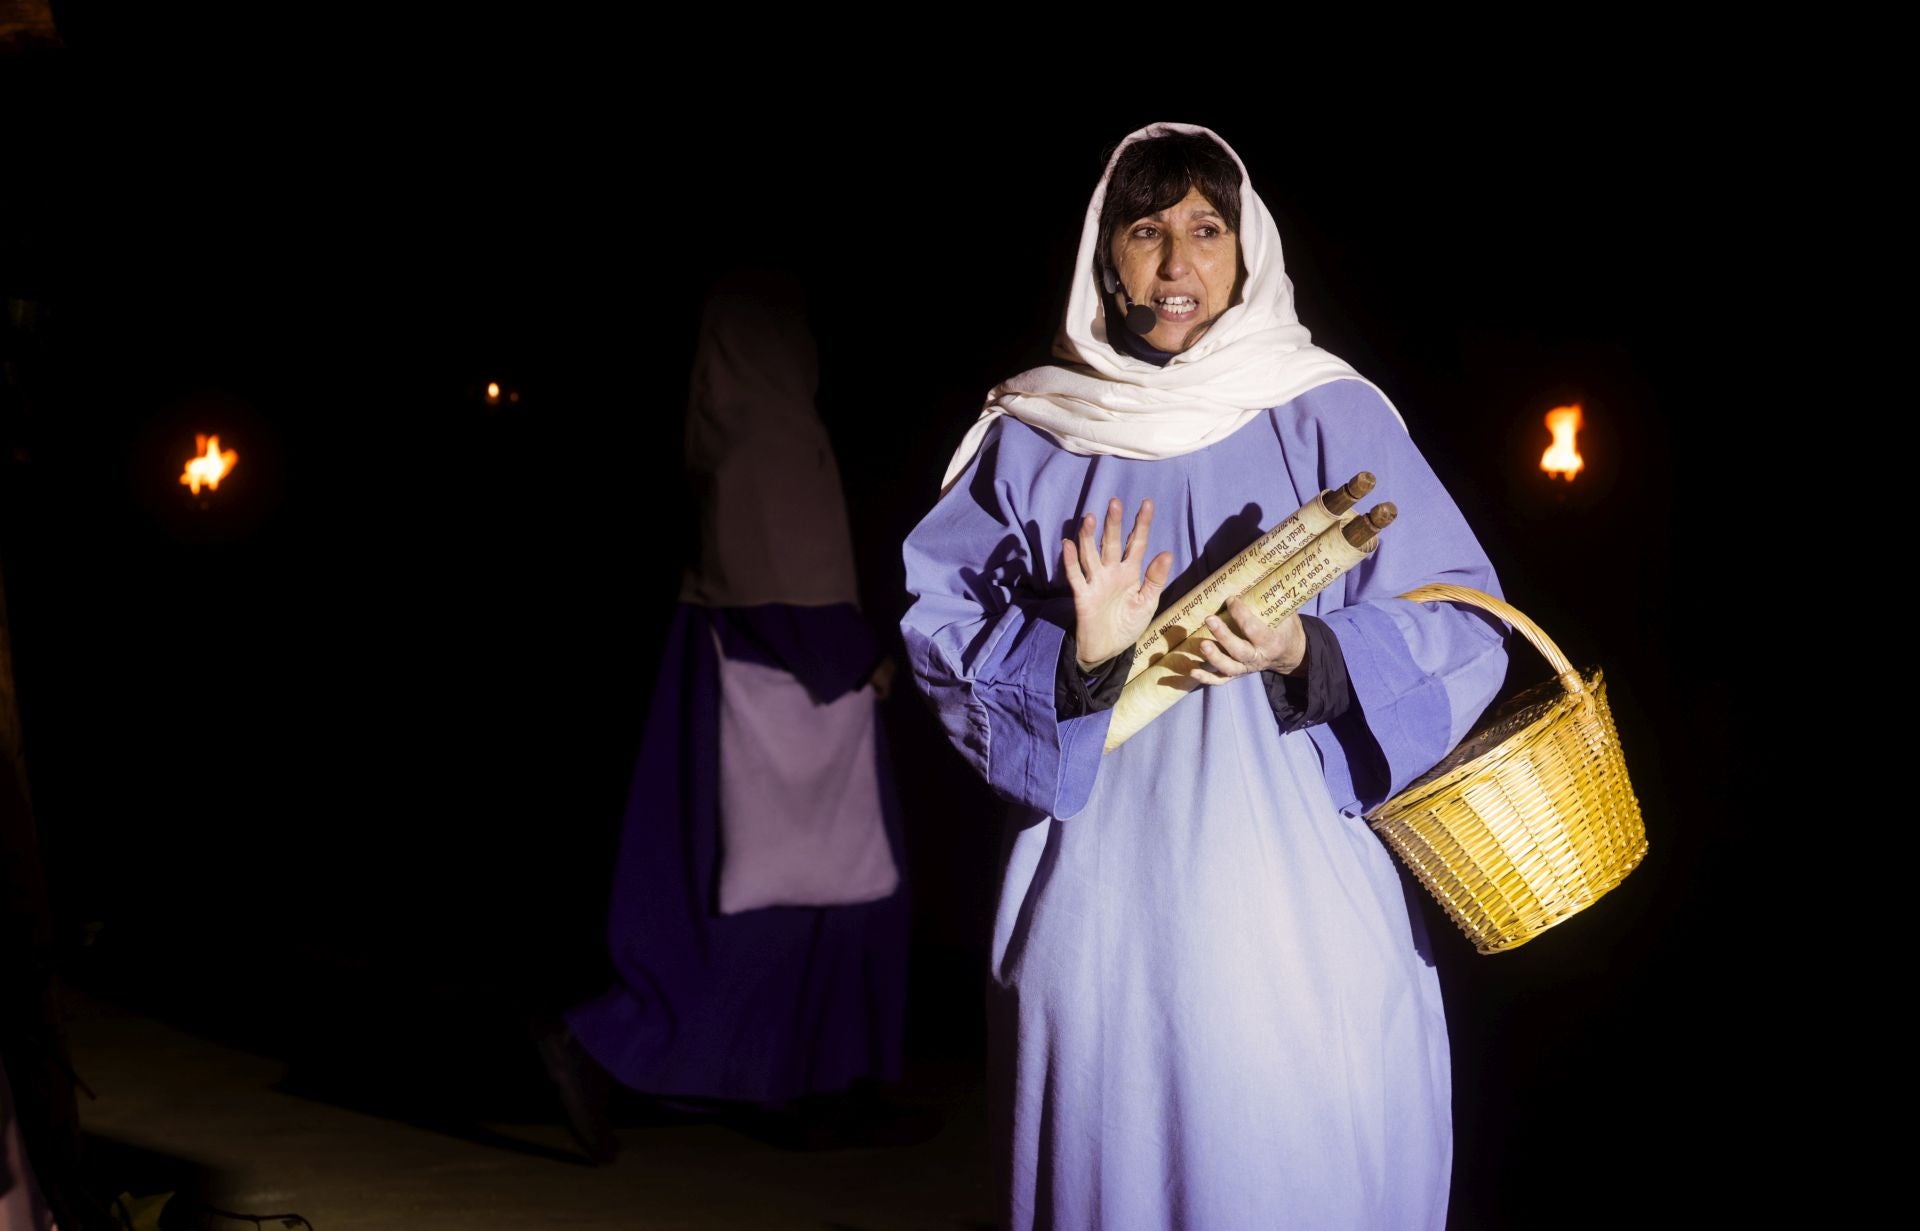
[{"left": 1365, "top": 584, "right": 1647, "bottom": 954}]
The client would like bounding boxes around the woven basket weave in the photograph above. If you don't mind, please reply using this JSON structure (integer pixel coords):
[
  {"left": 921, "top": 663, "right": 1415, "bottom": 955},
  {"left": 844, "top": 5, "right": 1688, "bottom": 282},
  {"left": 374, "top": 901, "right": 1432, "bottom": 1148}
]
[{"left": 1365, "top": 584, "right": 1647, "bottom": 954}]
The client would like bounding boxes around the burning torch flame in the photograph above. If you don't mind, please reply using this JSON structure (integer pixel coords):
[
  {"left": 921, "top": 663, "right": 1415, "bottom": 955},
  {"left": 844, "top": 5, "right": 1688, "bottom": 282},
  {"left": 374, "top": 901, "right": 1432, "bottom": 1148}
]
[
  {"left": 1540, "top": 404, "right": 1584, "bottom": 481},
  {"left": 180, "top": 434, "right": 238, "bottom": 495},
  {"left": 486, "top": 381, "right": 501, "bottom": 405}
]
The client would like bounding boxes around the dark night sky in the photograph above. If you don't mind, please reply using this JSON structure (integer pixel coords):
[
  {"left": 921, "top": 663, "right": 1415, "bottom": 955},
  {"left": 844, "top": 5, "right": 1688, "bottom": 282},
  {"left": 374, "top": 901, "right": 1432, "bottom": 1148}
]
[{"left": 3, "top": 35, "right": 1789, "bottom": 1227}]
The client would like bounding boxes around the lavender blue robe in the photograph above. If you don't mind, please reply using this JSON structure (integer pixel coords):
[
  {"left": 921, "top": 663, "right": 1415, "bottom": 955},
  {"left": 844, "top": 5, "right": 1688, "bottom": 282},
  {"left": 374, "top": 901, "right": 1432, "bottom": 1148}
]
[
  {"left": 567, "top": 602, "right": 908, "bottom": 1105},
  {"left": 902, "top": 380, "right": 1508, "bottom": 1230}
]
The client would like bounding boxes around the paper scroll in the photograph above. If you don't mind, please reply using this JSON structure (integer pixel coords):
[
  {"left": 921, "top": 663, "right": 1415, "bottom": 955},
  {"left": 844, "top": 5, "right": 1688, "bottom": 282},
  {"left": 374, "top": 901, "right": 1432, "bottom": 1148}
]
[
  {"left": 1126, "top": 473, "right": 1376, "bottom": 683},
  {"left": 1103, "top": 505, "right": 1398, "bottom": 754}
]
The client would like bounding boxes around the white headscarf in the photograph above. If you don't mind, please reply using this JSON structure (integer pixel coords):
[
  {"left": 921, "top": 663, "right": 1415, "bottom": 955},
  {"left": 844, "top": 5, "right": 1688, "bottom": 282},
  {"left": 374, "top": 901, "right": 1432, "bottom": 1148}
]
[
  {"left": 679, "top": 269, "right": 861, "bottom": 609},
  {"left": 940, "top": 122, "right": 1405, "bottom": 493}
]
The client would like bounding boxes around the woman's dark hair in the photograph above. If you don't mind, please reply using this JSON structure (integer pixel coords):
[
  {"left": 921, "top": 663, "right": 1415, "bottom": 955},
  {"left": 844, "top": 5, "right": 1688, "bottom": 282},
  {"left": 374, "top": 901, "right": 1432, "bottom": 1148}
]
[{"left": 1096, "top": 131, "right": 1243, "bottom": 270}]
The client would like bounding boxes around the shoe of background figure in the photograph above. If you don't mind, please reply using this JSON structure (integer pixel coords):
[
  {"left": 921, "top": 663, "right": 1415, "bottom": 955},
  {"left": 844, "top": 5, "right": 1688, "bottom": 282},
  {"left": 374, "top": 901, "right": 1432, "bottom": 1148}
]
[{"left": 531, "top": 1016, "right": 619, "bottom": 1165}]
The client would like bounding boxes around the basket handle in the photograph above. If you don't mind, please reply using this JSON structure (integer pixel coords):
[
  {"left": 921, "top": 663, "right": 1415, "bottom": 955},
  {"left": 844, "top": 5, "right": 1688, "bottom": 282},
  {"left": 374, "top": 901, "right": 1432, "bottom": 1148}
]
[{"left": 1395, "top": 583, "right": 1585, "bottom": 696}]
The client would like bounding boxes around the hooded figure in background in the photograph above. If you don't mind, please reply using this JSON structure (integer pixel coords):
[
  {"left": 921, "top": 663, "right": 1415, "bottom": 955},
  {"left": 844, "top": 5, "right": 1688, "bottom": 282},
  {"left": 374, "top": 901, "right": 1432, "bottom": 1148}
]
[
  {"left": 542, "top": 269, "right": 909, "bottom": 1163},
  {"left": 902, "top": 123, "right": 1509, "bottom": 1228}
]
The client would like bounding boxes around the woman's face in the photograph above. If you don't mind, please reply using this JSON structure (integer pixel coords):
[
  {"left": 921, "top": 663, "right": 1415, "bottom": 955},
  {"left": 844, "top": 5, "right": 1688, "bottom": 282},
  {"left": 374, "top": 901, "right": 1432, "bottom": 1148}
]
[{"left": 1107, "top": 185, "right": 1242, "bottom": 353}]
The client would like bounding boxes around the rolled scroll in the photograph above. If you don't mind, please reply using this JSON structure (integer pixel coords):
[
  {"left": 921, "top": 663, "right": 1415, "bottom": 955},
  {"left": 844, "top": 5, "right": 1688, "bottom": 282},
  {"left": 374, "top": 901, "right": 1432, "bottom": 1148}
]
[
  {"left": 1126, "top": 473, "right": 1376, "bottom": 683},
  {"left": 1103, "top": 505, "right": 1398, "bottom": 755}
]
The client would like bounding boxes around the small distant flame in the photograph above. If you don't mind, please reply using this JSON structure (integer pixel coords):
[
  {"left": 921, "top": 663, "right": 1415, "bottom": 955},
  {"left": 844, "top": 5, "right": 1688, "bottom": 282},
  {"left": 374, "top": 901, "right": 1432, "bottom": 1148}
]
[
  {"left": 486, "top": 381, "right": 501, "bottom": 405},
  {"left": 1539, "top": 404, "right": 1584, "bottom": 481},
  {"left": 180, "top": 434, "right": 238, "bottom": 495}
]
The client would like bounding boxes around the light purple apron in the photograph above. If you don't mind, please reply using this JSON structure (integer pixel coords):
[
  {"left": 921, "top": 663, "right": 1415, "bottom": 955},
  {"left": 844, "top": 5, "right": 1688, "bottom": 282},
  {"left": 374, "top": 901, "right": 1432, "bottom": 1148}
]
[{"left": 711, "top": 628, "right": 897, "bottom": 914}]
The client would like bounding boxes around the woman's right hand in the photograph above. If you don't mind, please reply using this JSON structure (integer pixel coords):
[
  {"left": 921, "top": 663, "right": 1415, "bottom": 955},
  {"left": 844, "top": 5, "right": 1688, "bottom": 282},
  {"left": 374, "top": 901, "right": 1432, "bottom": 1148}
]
[{"left": 1062, "top": 497, "right": 1174, "bottom": 669}]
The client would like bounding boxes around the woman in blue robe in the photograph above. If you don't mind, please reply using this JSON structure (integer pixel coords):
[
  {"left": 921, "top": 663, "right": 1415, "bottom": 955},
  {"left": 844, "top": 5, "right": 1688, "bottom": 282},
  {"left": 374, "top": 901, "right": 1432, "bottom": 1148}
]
[
  {"left": 545, "top": 269, "right": 909, "bottom": 1163},
  {"left": 901, "top": 124, "right": 1509, "bottom": 1228}
]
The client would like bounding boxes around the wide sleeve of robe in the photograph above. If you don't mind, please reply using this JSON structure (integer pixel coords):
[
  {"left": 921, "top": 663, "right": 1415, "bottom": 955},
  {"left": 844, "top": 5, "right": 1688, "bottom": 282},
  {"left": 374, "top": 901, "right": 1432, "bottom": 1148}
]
[
  {"left": 1281, "top": 380, "right": 1511, "bottom": 816},
  {"left": 900, "top": 429, "right": 1112, "bottom": 821}
]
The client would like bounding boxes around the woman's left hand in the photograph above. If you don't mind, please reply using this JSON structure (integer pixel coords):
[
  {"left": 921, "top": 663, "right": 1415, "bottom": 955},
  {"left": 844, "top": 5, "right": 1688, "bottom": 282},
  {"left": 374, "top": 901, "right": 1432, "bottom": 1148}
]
[{"left": 1186, "top": 599, "right": 1307, "bottom": 685}]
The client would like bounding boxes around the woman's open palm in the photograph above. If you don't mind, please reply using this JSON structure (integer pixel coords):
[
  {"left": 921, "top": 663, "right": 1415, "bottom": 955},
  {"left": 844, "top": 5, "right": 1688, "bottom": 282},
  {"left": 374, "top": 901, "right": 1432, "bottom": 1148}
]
[{"left": 1062, "top": 497, "right": 1174, "bottom": 668}]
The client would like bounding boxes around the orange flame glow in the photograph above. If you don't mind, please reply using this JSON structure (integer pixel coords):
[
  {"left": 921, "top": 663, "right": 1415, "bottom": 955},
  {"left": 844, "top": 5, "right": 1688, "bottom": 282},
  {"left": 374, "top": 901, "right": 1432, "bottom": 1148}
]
[
  {"left": 1539, "top": 405, "right": 1584, "bottom": 481},
  {"left": 180, "top": 434, "right": 238, "bottom": 495},
  {"left": 486, "top": 381, "right": 501, "bottom": 405}
]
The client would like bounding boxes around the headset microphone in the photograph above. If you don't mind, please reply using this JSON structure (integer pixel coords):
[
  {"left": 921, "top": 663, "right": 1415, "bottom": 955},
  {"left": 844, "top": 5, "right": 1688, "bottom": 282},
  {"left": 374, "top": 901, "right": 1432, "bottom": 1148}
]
[{"left": 1103, "top": 263, "right": 1159, "bottom": 336}]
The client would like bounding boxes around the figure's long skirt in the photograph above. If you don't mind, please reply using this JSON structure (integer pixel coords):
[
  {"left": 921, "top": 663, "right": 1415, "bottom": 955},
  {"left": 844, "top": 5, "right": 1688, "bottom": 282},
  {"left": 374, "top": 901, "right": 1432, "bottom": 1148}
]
[{"left": 568, "top": 604, "right": 908, "bottom": 1105}]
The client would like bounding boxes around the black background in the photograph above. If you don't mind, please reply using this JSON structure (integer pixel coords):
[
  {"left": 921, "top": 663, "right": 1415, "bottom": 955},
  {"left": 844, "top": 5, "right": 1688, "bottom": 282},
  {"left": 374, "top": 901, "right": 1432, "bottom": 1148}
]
[{"left": 3, "top": 25, "right": 1784, "bottom": 1229}]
